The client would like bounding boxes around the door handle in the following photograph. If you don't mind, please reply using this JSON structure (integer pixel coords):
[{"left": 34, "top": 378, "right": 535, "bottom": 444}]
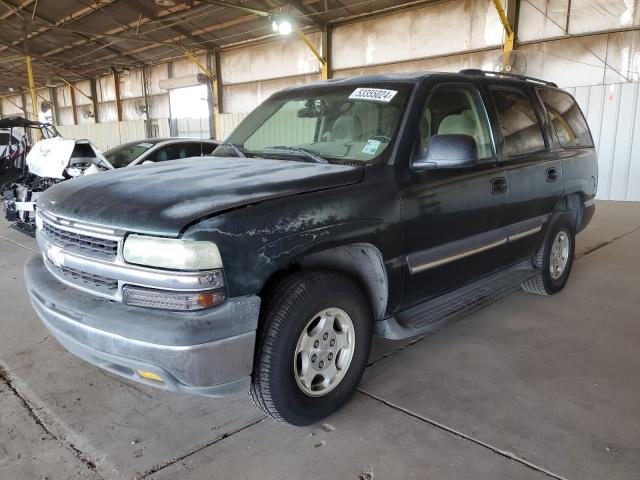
[
  {"left": 491, "top": 177, "right": 508, "bottom": 194},
  {"left": 546, "top": 167, "right": 559, "bottom": 182}
]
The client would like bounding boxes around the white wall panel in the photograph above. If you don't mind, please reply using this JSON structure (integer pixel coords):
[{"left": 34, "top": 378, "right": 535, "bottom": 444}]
[
  {"left": 119, "top": 69, "right": 144, "bottom": 99},
  {"left": 149, "top": 64, "right": 169, "bottom": 96},
  {"left": 218, "top": 112, "right": 249, "bottom": 139},
  {"left": 518, "top": 0, "right": 569, "bottom": 42},
  {"left": 56, "top": 120, "right": 147, "bottom": 151},
  {"left": 222, "top": 33, "right": 321, "bottom": 85},
  {"left": 518, "top": 35, "right": 609, "bottom": 87},
  {"left": 569, "top": 0, "right": 640, "bottom": 34},
  {"left": 97, "top": 102, "right": 117, "bottom": 123},
  {"left": 222, "top": 74, "right": 320, "bottom": 113},
  {"left": 602, "top": 30, "right": 640, "bottom": 83},
  {"left": 331, "top": 0, "right": 502, "bottom": 70},
  {"left": 333, "top": 49, "right": 501, "bottom": 78},
  {"left": 566, "top": 82, "right": 640, "bottom": 201},
  {"left": 74, "top": 80, "right": 92, "bottom": 106},
  {"left": 148, "top": 94, "right": 170, "bottom": 120},
  {"left": 97, "top": 75, "right": 116, "bottom": 102},
  {"left": 1, "top": 95, "right": 24, "bottom": 116}
]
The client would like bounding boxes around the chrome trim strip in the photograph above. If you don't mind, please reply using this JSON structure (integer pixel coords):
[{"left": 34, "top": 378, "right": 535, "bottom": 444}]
[
  {"left": 584, "top": 198, "right": 596, "bottom": 207},
  {"left": 508, "top": 226, "right": 542, "bottom": 242},
  {"left": 39, "top": 209, "right": 120, "bottom": 236},
  {"left": 41, "top": 213, "right": 121, "bottom": 241},
  {"left": 410, "top": 238, "right": 508, "bottom": 274},
  {"left": 408, "top": 214, "right": 549, "bottom": 274}
]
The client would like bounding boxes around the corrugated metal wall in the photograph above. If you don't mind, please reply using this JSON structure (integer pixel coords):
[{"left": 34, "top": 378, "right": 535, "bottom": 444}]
[
  {"left": 56, "top": 120, "right": 147, "bottom": 152},
  {"left": 567, "top": 82, "right": 640, "bottom": 201}
]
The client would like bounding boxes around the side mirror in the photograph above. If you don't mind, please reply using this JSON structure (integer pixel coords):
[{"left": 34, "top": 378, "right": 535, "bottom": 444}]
[
  {"left": 414, "top": 134, "right": 479, "bottom": 170},
  {"left": 142, "top": 160, "right": 155, "bottom": 165}
]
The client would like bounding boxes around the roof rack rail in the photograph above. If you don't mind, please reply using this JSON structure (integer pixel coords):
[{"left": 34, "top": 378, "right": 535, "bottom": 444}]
[{"left": 458, "top": 69, "right": 558, "bottom": 88}]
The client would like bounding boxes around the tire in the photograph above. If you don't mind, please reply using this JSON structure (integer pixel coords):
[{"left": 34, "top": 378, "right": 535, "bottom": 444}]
[
  {"left": 522, "top": 215, "right": 576, "bottom": 296},
  {"left": 250, "top": 270, "right": 372, "bottom": 426}
]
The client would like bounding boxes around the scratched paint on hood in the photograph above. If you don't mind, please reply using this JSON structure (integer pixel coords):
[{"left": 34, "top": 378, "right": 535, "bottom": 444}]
[{"left": 37, "top": 157, "right": 364, "bottom": 236}]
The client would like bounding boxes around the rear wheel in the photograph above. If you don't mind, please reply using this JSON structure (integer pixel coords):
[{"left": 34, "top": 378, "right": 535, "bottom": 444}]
[
  {"left": 250, "top": 271, "right": 372, "bottom": 425},
  {"left": 522, "top": 215, "right": 575, "bottom": 296}
]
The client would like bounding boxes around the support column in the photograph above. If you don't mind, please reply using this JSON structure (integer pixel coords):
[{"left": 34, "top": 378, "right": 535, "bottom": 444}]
[
  {"left": 49, "top": 87, "right": 59, "bottom": 125},
  {"left": 69, "top": 83, "right": 78, "bottom": 125},
  {"left": 25, "top": 56, "right": 38, "bottom": 125},
  {"left": 113, "top": 70, "right": 123, "bottom": 122},
  {"left": 90, "top": 78, "right": 100, "bottom": 124},
  {"left": 142, "top": 66, "right": 153, "bottom": 138},
  {"left": 321, "top": 24, "right": 332, "bottom": 80},
  {"left": 20, "top": 89, "right": 28, "bottom": 118},
  {"left": 205, "top": 52, "right": 217, "bottom": 140}
]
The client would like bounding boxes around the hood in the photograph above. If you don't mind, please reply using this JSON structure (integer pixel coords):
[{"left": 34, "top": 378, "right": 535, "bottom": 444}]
[
  {"left": 27, "top": 137, "right": 111, "bottom": 179},
  {"left": 38, "top": 157, "right": 364, "bottom": 236}
]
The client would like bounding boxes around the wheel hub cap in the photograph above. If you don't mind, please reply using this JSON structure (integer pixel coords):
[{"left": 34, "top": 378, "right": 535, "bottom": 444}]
[
  {"left": 550, "top": 230, "right": 570, "bottom": 280},
  {"left": 294, "top": 307, "right": 355, "bottom": 397}
]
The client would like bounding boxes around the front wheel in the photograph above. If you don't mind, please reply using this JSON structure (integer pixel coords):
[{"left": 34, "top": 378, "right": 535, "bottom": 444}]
[
  {"left": 250, "top": 271, "right": 372, "bottom": 426},
  {"left": 522, "top": 215, "right": 576, "bottom": 296}
]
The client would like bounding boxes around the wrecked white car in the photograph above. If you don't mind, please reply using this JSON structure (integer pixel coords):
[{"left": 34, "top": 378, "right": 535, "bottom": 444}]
[{"left": 2, "top": 136, "right": 111, "bottom": 235}]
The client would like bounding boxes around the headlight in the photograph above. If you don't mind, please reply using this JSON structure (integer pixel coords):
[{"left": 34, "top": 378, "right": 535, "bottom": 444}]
[{"left": 123, "top": 234, "right": 223, "bottom": 270}]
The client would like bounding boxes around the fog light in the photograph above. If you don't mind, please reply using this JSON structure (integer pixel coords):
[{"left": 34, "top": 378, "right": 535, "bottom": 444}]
[
  {"left": 137, "top": 370, "right": 164, "bottom": 383},
  {"left": 122, "top": 285, "right": 226, "bottom": 311}
]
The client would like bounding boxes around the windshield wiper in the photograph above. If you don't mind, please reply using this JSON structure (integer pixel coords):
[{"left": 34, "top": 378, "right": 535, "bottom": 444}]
[
  {"left": 265, "top": 146, "right": 328, "bottom": 164},
  {"left": 216, "top": 142, "right": 246, "bottom": 158}
]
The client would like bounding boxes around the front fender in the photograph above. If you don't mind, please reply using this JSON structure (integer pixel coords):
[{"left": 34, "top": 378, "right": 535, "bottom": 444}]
[{"left": 182, "top": 166, "right": 402, "bottom": 300}]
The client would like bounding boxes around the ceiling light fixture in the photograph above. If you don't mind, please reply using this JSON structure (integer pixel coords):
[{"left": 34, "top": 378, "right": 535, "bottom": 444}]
[
  {"left": 155, "top": 0, "right": 176, "bottom": 7},
  {"left": 271, "top": 17, "right": 292, "bottom": 35}
]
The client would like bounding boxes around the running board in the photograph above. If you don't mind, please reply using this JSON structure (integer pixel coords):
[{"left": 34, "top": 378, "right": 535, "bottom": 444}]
[{"left": 375, "top": 260, "right": 536, "bottom": 340}]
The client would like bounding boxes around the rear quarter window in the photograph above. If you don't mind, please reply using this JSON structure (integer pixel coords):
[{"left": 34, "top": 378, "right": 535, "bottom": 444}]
[
  {"left": 491, "top": 88, "right": 547, "bottom": 157},
  {"left": 538, "top": 89, "right": 594, "bottom": 148}
]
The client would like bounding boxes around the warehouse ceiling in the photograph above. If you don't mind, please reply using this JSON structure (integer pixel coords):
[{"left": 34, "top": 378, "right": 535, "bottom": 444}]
[{"left": 0, "top": 0, "right": 437, "bottom": 92}]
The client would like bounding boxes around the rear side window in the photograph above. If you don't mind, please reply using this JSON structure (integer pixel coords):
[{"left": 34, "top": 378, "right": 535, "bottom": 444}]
[
  {"left": 491, "top": 89, "right": 546, "bottom": 157},
  {"left": 538, "top": 89, "right": 593, "bottom": 148},
  {"left": 184, "top": 142, "right": 204, "bottom": 157}
]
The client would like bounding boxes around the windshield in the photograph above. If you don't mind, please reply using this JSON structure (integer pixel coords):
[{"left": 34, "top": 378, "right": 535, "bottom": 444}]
[
  {"left": 104, "top": 141, "right": 156, "bottom": 168},
  {"left": 217, "top": 83, "right": 413, "bottom": 164}
]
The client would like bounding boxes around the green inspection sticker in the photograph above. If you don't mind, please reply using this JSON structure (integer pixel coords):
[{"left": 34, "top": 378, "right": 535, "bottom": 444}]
[{"left": 362, "top": 139, "right": 381, "bottom": 155}]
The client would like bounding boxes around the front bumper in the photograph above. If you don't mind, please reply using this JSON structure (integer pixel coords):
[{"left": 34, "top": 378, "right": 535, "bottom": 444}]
[{"left": 25, "top": 255, "right": 260, "bottom": 396}]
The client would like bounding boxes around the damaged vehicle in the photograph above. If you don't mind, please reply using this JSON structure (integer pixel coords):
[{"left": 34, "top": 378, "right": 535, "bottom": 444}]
[
  {"left": 3, "top": 133, "right": 219, "bottom": 235},
  {"left": 2, "top": 132, "right": 110, "bottom": 235},
  {"left": 0, "top": 116, "right": 59, "bottom": 185},
  {"left": 25, "top": 70, "right": 597, "bottom": 425}
]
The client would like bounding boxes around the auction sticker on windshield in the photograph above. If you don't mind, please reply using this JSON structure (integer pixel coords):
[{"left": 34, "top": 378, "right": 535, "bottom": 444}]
[{"left": 349, "top": 88, "right": 397, "bottom": 103}]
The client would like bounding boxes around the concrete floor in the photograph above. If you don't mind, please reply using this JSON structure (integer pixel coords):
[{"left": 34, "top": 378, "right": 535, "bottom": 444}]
[{"left": 0, "top": 201, "right": 638, "bottom": 480}]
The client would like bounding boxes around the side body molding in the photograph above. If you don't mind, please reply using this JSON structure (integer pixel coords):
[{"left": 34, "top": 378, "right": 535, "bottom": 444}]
[{"left": 406, "top": 214, "right": 549, "bottom": 274}]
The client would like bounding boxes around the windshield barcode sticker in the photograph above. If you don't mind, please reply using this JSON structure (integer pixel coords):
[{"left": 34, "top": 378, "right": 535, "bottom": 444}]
[{"left": 349, "top": 88, "right": 398, "bottom": 103}]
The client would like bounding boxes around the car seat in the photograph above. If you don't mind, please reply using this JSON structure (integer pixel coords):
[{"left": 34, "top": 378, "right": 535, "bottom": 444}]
[{"left": 330, "top": 115, "right": 363, "bottom": 142}]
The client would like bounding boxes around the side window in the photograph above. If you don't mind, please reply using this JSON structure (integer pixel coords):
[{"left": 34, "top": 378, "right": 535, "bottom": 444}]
[
  {"left": 418, "top": 84, "right": 494, "bottom": 160},
  {"left": 184, "top": 142, "right": 203, "bottom": 157},
  {"left": 491, "top": 88, "right": 546, "bottom": 157},
  {"left": 538, "top": 89, "right": 593, "bottom": 148},
  {"left": 147, "top": 144, "right": 185, "bottom": 163}
]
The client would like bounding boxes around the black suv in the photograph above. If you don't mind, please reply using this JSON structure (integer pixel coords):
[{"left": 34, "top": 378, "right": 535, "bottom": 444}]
[{"left": 24, "top": 70, "right": 597, "bottom": 425}]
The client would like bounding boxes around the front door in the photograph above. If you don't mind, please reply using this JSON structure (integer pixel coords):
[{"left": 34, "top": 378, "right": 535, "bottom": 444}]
[{"left": 397, "top": 81, "right": 510, "bottom": 310}]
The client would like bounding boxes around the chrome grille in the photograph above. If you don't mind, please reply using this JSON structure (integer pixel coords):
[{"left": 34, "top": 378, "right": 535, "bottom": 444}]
[
  {"left": 56, "top": 264, "right": 118, "bottom": 292},
  {"left": 43, "top": 220, "right": 118, "bottom": 257}
]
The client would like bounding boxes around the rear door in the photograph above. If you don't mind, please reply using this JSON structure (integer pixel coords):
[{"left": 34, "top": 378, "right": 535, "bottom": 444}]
[
  {"left": 397, "top": 81, "right": 510, "bottom": 309},
  {"left": 487, "top": 85, "right": 562, "bottom": 263}
]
